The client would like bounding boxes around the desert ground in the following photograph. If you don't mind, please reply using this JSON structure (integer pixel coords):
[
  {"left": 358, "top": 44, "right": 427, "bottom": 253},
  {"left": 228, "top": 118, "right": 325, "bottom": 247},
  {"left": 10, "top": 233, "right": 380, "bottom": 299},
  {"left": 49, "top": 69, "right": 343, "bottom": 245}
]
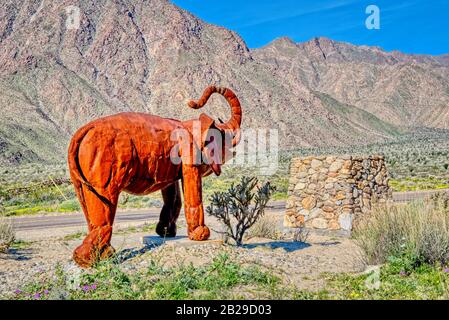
[{"left": 0, "top": 205, "right": 364, "bottom": 297}]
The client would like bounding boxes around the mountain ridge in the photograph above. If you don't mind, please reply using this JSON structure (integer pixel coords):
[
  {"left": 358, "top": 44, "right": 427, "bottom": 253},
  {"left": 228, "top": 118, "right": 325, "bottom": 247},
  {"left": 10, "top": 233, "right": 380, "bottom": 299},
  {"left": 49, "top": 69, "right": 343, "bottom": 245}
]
[{"left": 0, "top": 0, "right": 448, "bottom": 165}]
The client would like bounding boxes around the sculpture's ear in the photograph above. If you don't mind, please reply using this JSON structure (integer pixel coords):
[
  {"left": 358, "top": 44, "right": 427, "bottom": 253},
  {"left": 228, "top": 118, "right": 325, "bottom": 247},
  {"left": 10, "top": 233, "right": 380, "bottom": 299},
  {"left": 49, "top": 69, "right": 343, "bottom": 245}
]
[
  {"left": 199, "top": 113, "right": 224, "bottom": 176},
  {"left": 180, "top": 113, "right": 216, "bottom": 168},
  {"left": 198, "top": 113, "right": 215, "bottom": 149}
]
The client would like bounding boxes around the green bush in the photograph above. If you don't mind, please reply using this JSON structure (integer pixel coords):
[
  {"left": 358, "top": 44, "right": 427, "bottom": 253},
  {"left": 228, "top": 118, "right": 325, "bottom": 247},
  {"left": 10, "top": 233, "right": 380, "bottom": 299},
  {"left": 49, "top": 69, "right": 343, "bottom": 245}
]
[
  {"left": 206, "top": 177, "right": 276, "bottom": 246},
  {"left": 57, "top": 199, "right": 81, "bottom": 212}
]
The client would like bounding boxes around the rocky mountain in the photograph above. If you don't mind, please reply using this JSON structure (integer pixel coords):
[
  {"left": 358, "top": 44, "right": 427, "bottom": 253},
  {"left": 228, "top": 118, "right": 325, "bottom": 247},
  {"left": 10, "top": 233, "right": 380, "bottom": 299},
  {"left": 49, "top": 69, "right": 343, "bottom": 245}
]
[{"left": 0, "top": 0, "right": 448, "bottom": 165}]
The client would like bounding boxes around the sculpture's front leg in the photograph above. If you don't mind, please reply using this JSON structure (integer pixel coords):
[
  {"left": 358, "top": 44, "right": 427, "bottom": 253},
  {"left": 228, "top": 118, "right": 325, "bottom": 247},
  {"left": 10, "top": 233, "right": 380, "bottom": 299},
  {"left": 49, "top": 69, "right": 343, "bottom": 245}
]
[{"left": 181, "top": 164, "right": 210, "bottom": 241}]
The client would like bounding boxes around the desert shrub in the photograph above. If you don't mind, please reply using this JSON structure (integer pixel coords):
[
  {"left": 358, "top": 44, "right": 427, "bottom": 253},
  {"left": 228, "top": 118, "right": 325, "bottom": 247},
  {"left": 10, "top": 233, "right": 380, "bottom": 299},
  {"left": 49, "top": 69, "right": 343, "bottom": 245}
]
[
  {"left": 430, "top": 191, "right": 449, "bottom": 210},
  {"left": 354, "top": 200, "right": 449, "bottom": 266},
  {"left": 0, "top": 218, "right": 15, "bottom": 253},
  {"left": 206, "top": 176, "right": 276, "bottom": 246},
  {"left": 247, "top": 214, "right": 283, "bottom": 240},
  {"left": 295, "top": 261, "right": 449, "bottom": 300}
]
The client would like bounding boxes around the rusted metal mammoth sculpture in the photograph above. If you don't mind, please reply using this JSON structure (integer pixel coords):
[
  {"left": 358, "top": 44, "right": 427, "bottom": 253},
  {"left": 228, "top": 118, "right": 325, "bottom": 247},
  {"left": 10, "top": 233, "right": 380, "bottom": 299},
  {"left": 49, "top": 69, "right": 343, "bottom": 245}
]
[{"left": 67, "top": 86, "right": 242, "bottom": 267}]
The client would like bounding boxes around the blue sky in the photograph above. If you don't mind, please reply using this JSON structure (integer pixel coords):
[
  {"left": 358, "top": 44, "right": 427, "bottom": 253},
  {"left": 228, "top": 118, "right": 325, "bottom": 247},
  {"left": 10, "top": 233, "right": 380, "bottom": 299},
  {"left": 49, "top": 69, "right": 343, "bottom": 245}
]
[{"left": 171, "top": 0, "right": 449, "bottom": 55}]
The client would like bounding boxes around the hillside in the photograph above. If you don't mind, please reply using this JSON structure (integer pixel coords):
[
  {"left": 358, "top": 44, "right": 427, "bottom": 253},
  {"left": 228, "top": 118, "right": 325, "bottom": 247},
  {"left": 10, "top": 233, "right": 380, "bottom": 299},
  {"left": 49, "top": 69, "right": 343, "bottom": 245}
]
[{"left": 0, "top": 0, "right": 448, "bottom": 165}]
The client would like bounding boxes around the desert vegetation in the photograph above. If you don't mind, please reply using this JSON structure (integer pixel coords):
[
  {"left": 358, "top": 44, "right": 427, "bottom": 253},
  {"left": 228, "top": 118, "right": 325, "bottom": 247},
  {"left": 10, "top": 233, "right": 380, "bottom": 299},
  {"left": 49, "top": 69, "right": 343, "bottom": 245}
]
[
  {"left": 2, "top": 131, "right": 449, "bottom": 216},
  {"left": 3, "top": 193, "right": 449, "bottom": 300},
  {"left": 354, "top": 200, "right": 449, "bottom": 266},
  {"left": 0, "top": 218, "right": 15, "bottom": 253},
  {"left": 298, "top": 196, "right": 449, "bottom": 299},
  {"left": 206, "top": 177, "right": 276, "bottom": 246},
  {"left": 4, "top": 252, "right": 284, "bottom": 300}
]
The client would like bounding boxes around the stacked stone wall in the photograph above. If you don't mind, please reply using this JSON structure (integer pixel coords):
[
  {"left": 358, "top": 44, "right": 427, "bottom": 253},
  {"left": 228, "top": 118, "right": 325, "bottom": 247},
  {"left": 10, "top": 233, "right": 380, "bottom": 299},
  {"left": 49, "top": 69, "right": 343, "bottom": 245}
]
[{"left": 285, "top": 155, "right": 391, "bottom": 235}]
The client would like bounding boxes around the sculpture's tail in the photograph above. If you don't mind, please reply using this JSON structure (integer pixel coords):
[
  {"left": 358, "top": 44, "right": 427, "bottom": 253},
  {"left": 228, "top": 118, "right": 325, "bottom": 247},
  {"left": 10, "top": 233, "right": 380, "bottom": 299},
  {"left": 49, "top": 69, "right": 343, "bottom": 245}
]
[
  {"left": 67, "top": 125, "right": 94, "bottom": 189},
  {"left": 68, "top": 125, "right": 114, "bottom": 210}
]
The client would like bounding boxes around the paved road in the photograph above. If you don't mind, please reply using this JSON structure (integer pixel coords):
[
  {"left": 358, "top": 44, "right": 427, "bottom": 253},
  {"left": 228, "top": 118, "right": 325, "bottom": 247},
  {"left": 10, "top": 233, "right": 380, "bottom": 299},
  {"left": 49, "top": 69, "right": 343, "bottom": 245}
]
[
  {"left": 12, "top": 209, "right": 161, "bottom": 231},
  {"left": 11, "top": 201, "right": 287, "bottom": 231},
  {"left": 10, "top": 189, "right": 448, "bottom": 231}
]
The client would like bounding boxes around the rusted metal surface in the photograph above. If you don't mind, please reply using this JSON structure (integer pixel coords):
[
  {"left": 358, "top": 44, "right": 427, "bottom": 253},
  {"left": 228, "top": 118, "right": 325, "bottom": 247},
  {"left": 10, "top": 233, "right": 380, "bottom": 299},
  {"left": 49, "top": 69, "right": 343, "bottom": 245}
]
[{"left": 67, "top": 86, "right": 242, "bottom": 267}]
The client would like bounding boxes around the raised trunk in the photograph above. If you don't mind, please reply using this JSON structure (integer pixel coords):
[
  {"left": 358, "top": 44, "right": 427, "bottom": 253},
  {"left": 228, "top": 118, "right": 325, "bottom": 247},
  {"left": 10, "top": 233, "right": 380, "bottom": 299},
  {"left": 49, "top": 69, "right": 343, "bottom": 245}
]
[{"left": 188, "top": 86, "right": 242, "bottom": 146}]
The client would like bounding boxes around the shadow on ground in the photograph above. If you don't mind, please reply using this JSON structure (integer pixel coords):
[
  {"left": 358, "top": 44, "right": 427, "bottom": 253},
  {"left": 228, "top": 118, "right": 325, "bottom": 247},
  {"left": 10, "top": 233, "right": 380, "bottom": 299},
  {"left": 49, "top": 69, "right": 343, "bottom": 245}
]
[
  {"left": 316, "top": 241, "right": 341, "bottom": 246},
  {"left": 244, "top": 241, "right": 311, "bottom": 252},
  {"left": 116, "top": 235, "right": 188, "bottom": 263},
  {"left": 0, "top": 249, "right": 32, "bottom": 261}
]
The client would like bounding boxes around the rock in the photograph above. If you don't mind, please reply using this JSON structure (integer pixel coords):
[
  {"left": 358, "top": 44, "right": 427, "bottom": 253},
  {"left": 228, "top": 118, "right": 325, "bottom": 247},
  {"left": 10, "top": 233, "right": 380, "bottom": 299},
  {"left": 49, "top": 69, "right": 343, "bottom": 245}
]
[
  {"left": 329, "top": 160, "right": 344, "bottom": 172},
  {"left": 297, "top": 171, "right": 308, "bottom": 178},
  {"left": 295, "top": 183, "right": 306, "bottom": 190},
  {"left": 308, "top": 183, "right": 317, "bottom": 190},
  {"left": 295, "top": 215, "right": 305, "bottom": 224},
  {"left": 283, "top": 215, "right": 297, "bottom": 228},
  {"left": 286, "top": 155, "right": 390, "bottom": 232},
  {"left": 301, "top": 196, "right": 316, "bottom": 210},
  {"left": 324, "top": 211, "right": 335, "bottom": 219},
  {"left": 320, "top": 168, "right": 329, "bottom": 174},
  {"left": 309, "top": 208, "right": 323, "bottom": 219},
  {"left": 311, "top": 159, "right": 322, "bottom": 169},
  {"left": 335, "top": 194, "right": 345, "bottom": 201},
  {"left": 286, "top": 199, "right": 295, "bottom": 209},
  {"left": 324, "top": 200, "right": 334, "bottom": 207},
  {"left": 328, "top": 220, "right": 340, "bottom": 230},
  {"left": 339, "top": 213, "right": 353, "bottom": 231},
  {"left": 325, "top": 156, "right": 336, "bottom": 164},
  {"left": 375, "top": 173, "right": 383, "bottom": 184},
  {"left": 289, "top": 176, "right": 299, "bottom": 185},
  {"left": 312, "top": 218, "right": 328, "bottom": 229}
]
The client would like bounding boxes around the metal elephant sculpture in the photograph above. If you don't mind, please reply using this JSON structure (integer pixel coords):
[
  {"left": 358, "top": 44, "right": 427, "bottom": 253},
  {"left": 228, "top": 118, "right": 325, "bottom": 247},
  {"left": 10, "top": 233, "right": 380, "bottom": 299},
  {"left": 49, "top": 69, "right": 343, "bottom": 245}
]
[{"left": 67, "top": 86, "right": 242, "bottom": 267}]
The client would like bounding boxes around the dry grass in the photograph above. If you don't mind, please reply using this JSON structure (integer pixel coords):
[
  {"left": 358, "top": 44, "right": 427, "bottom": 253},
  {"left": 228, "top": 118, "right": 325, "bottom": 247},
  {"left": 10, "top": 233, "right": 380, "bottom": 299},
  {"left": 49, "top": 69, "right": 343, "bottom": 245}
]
[
  {"left": 353, "top": 199, "right": 449, "bottom": 265},
  {"left": 247, "top": 214, "right": 283, "bottom": 240},
  {"left": 0, "top": 218, "right": 15, "bottom": 253},
  {"left": 292, "top": 227, "right": 310, "bottom": 243}
]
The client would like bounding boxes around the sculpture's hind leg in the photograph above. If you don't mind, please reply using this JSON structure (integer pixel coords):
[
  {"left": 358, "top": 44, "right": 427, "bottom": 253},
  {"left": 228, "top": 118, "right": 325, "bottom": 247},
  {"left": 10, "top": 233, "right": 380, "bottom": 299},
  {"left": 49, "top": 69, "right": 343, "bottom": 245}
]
[
  {"left": 156, "top": 181, "right": 182, "bottom": 238},
  {"left": 73, "top": 185, "right": 119, "bottom": 268}
]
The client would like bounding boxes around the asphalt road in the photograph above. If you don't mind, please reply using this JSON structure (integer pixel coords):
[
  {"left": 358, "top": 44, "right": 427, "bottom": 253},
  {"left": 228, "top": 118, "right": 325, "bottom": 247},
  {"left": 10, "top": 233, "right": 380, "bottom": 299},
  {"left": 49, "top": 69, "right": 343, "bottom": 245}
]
[
  {"left": 11, "top": 201, "right": 287, "bottom": 231},
  {"left": 10, "top": 190, "right": 448, "bottom": 231}
]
